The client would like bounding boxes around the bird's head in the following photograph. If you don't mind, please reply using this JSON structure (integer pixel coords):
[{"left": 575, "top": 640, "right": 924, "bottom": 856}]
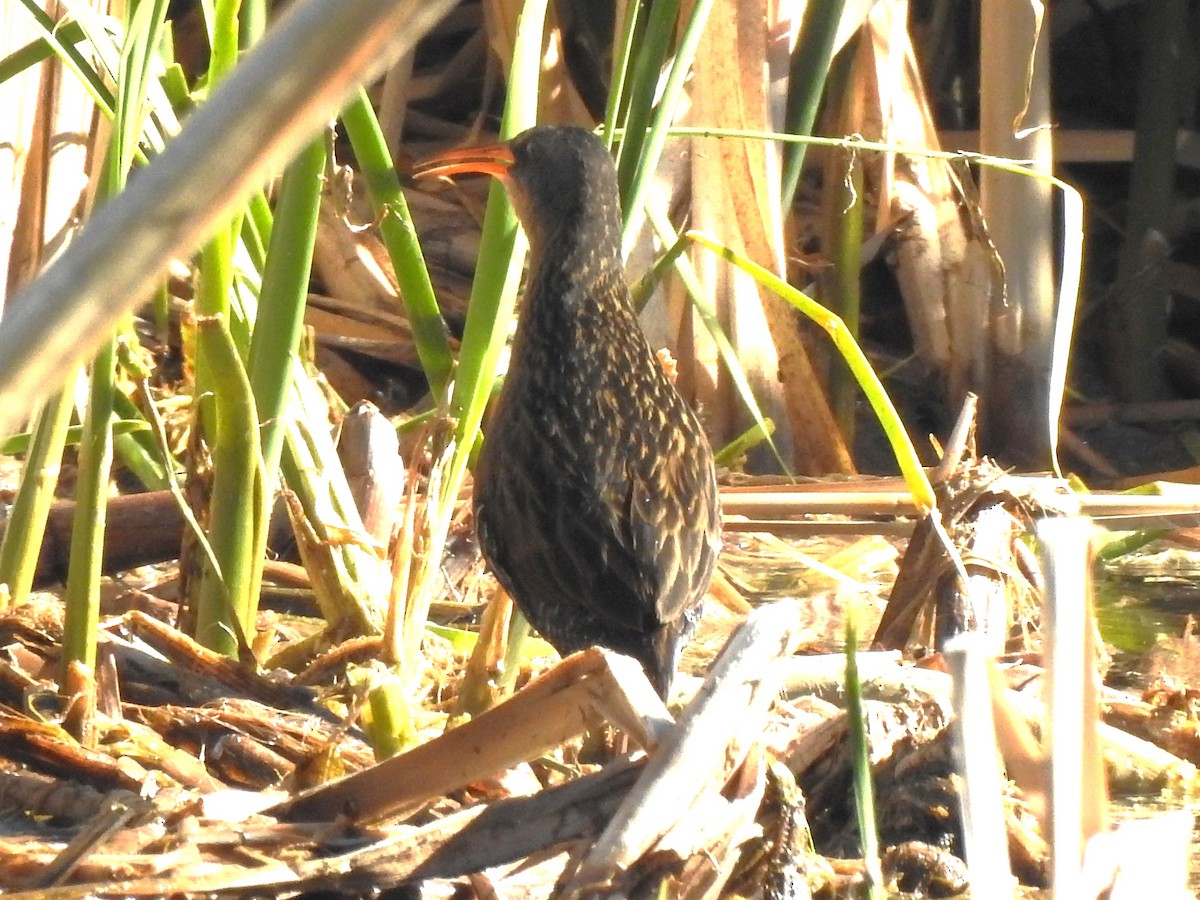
[{"left": 413, "top": 126, "right": 622, "bottom": 257}]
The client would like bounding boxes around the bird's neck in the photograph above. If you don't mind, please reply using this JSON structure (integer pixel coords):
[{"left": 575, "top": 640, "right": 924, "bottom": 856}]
[
  {"left": 507, "top": 210, "right": 642, "bottom": 385},
  {"left": 523, "top": 208, "right": 625, "bottom": 316}
]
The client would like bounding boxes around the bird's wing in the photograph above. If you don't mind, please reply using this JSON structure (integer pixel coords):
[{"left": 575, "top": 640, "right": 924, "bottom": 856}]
[
  {"left": 475, "top": 429, "right": 654, "bottom": 646},
  {"left": 626, "top": 423, "right": 721, "bottom": 626}
]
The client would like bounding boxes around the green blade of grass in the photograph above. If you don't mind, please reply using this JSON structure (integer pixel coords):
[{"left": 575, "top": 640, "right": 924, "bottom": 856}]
[
  {"left": 687, "top": 229, "right": 934, "bottom": 511},
  {"left": 845, "top": 609, "right": 885, "bottom": 897},
  {"left": 612, "top": 0, "right": 679, "bottom": 182},
  {"left": 248, "top": 137, "right": 325, "bottom": 490},
  {"left": 659, "top": 123, "right": 1084, "bottom": 476},
  {"left": 713, "top": 418, "right": 776, "bottom": 468},
  {"left": 0, "top": 384, "right": 76, "bottom": 610},
  {"left": 341, "top": 89, "right": 454, "bottom": 397},
  {"left": 780, "top": 0, "right": 846, "bottom": 207},
  {"left": 113, "top": 0, "right": 170, "bottom": 175},
  {"left": 193, "top": 313, "right": 262, "bottom": 658},
  {"left": 111, "top": 389, "right": 170, "bottom": 491},
  {"left": 434, "top": 0, "right": 549, "bottom": 705},
  {"left": 438, "top": 0, "right": 547, "bottom": 525},
  {"left": 13, "top": 0, "right": 117, "bottom": 120},
  {"left": 0, "top": 418, "right": 151, "bottom": 456},
  {"left": 620, "top": 0, "right": 716, "bottom": 257},
  {"left": 599, "top": 0, "right": 644, "bottom": 151},
  {"left": 0, "top": 19, "right": 87, "bottom": 84},
  {"left": 60, "top": 338, "right": 114, "bottom": 675}
]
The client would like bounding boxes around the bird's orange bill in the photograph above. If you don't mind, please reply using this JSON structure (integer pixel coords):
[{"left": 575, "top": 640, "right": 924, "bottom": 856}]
[{"left": 411, "top": 143, "right": 515, "bottom": 180}]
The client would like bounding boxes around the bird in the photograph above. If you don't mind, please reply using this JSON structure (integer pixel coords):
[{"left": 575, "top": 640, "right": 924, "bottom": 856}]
[{"left": 413, "top": 125, "right": 721, "bottom": 700}]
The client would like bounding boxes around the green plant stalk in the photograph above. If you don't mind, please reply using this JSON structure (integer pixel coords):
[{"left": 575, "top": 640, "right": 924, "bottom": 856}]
[
  {"left": 713, "top": 418, "right": 775, "bottom": 468},
  {"left": 210, "top": 0, "right": 242, "bottom": 80},
  {"left": 190, "top": 0, "right": 252, "bottom": 651},
  {"left": 111, "top": 390, "right": 170, "bottom": 491},
  {"left": 194, "top": 224, "right": 233, "bottom": 424},
  {"left": 0, "top": 383, "right": 75, "bottom": 610},
  {"left": 247, "top": 137, "right": 325, "bottom": 624},
  {"left": 496, "top": 610, "right": 532, "bottom": 695},
  {"left": 645, "top": 204, "right": 790, "bottom": 475},
  {"left": 829, "top": 150, "right": 863, "bottom": 447},
  {"left": 152, "top": 280, "right": 170, "bottom": 338},
  {"left": 161, "top": 54, "right": 190, "bottom": 111},
  {"left": 0, "top": 419, "right": 151, "bottom": 455},
  {"left": 613, "top": 0, "right": 680, "bottom": 189},
  {"left": 190, "top": 0, "right": 251, "bottom": 650},
  {"left": 394, "top": 407, "right": 438, "bottom": 436},
  {"left": 687, "top": 229, "right": 935, "bottom": 512},
  {"left": 196, "top": 0, "right": 246, "bottom": 314},
  {"left": 248, "top": 138, "right": 324, "bottom": 490},
  {"left": 437, "top": 0, "right": 546, "bottom": 708},
  {"left": 240, "top": 190, "right": 273, "bottom": 272},
  {"left": 61, "top": 0, "right": 172, "bottom": 677},
  {"left": 365, "top": 675, "right": 414, "bottom": 761},
  {"left": 620, "top": 0, "right": 716, "bottom": 257},
  {"left": 61, "top": 337, "right": 115, "bottom": 675},
  {"left": 240, "top": 0, "right": 266, "bottom": 48},
  {"left": 341, "top": 89, "right": 454, "bottom": 397},
  {"left": 436, "top": 0, "right": 545, "bottom": 527},
  {"left": 1096, "top": 482, "right": 1182, "bottom": 560},
  {"left": 1095, "top": 529, "right": 1168, "bottom": 563},
  {"left": 844, "top": 611, "right": 885, "bottom": 897},
  {"left": 193, "top": 314, "right": 262, "bottom": 657},
  {"left": 780, "top": 0, "right": 846, "bottom": 207},
  {"left": 600, "top": 0, "right": 644, "bottom": 150},
  {"left": 436, "top": 185, "right": 522, "bottom": 482},
  {"left": 191, "top": 0, "right": 245, "bottom": 415}
]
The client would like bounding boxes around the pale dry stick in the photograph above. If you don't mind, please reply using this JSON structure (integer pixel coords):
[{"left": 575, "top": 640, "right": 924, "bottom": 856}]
[
  {"left": 275, "top": 649, "right": 674, "bottom": 824},
  {"left": 1039, "top": 517, "right": 1107, "bottom": 897},
  {"left": 944, "top": 633, "right": 1016, "bottom": 900},
  {"left": 23, "top": 796, "right": 153, "bottom": 889},
  {"left": 561, "top": 599, "right": 805, "bottom": 896},
  {"left": 720, "top": 485, "right": 1200, "bottom": 532}
]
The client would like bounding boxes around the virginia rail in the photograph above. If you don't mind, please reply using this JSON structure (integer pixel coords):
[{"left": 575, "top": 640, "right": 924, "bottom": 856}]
[{"left": 414, "top": 126, "right": 721, "bottom": 699}]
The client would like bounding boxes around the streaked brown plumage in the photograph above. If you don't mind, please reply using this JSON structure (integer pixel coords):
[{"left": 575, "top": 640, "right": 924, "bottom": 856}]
[{"left": 414, "top": 126, "right": 721, "bottom": 699}]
